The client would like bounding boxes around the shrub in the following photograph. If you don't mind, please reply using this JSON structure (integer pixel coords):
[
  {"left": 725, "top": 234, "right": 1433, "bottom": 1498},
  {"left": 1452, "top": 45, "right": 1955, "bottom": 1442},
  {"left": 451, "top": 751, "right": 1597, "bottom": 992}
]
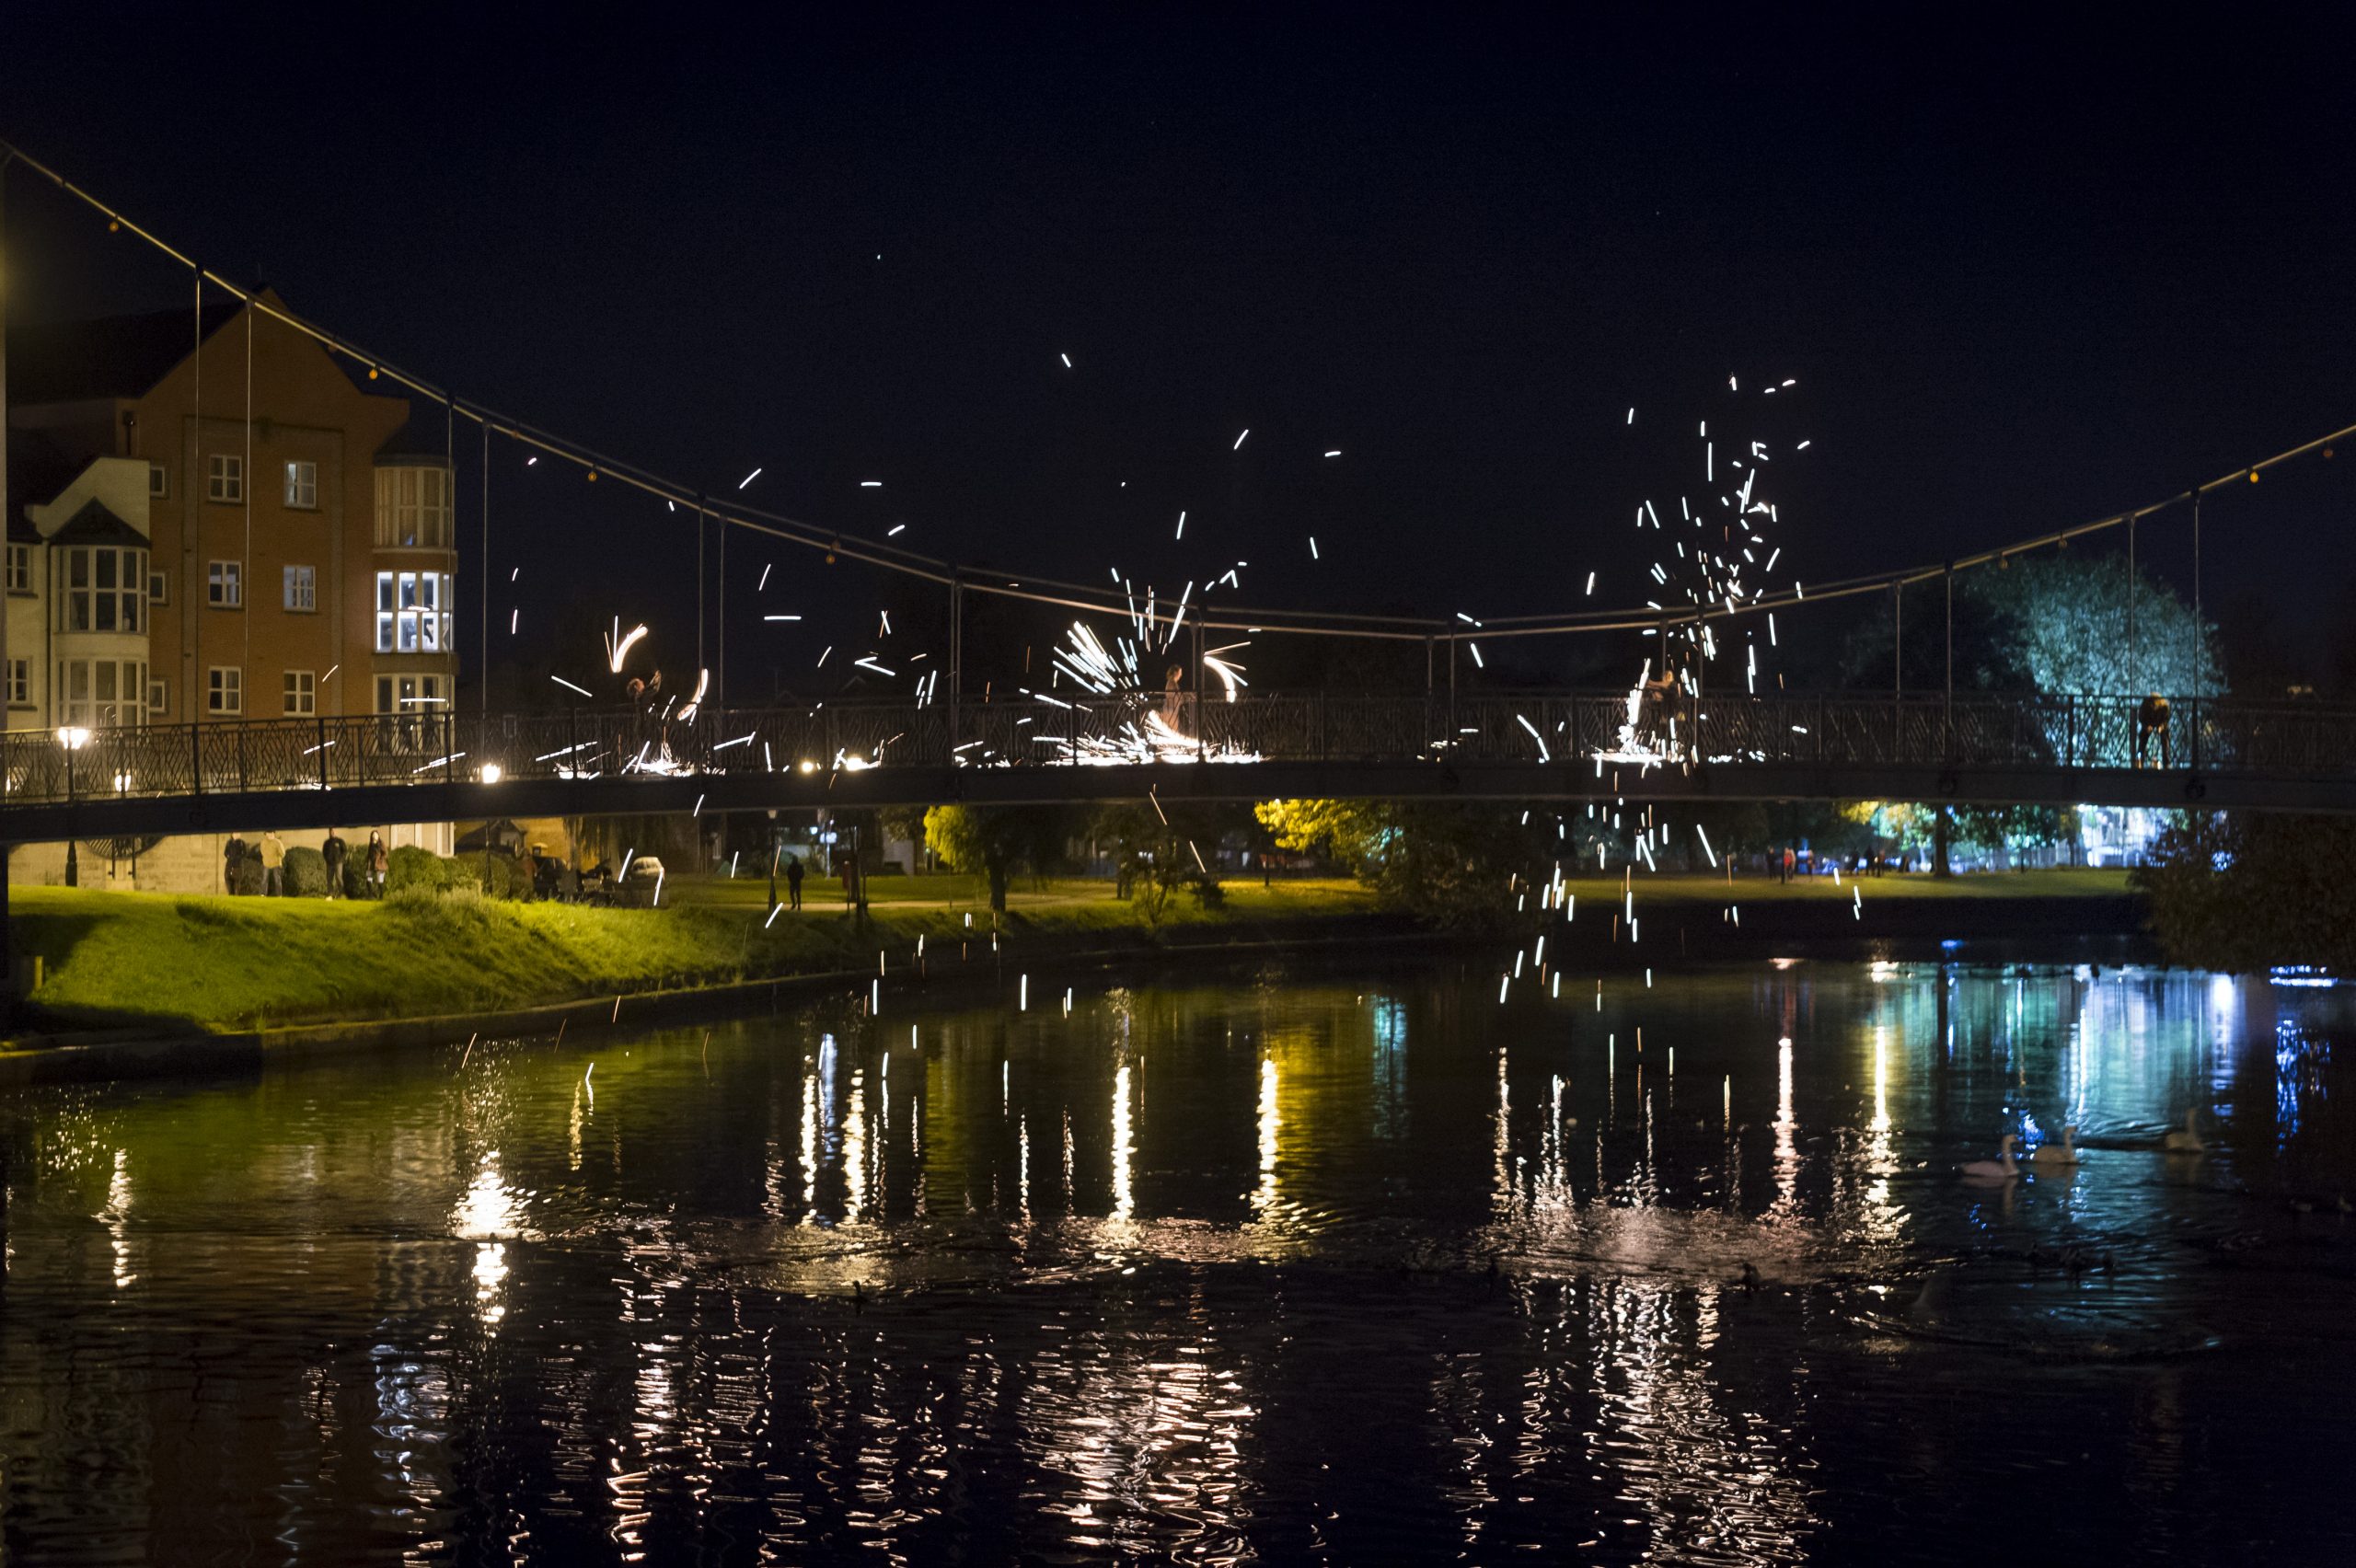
[
  {"left": 446, "top": 850, "right": 537, "bottom": 901},
  {"left": 284, "top": 846, "right": 329, "bottom": 897},
  {"left": 386, "top": 845, "right": 477, "bottom": 895}
]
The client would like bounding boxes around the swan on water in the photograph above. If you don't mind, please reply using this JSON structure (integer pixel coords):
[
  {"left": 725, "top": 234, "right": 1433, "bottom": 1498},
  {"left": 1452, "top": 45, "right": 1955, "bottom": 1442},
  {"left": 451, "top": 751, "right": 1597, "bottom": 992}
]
[
  {"left": 2162, "top": 1109, "right": 2204, "bottom": 1153},
  {"left": 1960, "top": 1134, "right": 2019, "bottom": 1182},
  {"left": 2027, "top": 1125, "right": 2081, "bottom": 1166}
]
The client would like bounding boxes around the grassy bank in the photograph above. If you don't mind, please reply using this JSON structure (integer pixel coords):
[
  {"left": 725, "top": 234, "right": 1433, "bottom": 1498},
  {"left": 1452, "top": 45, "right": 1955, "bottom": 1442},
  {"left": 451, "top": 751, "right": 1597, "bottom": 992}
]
[
  {"left": 1556, "top": 868, "right": 2132, "bottom": 905},
  {"left": 4, "top": 869, "right": 2131, "bottom": 1037},
  {"left": 5, "top": 877, "right": 1380, "bottom": 1034}
]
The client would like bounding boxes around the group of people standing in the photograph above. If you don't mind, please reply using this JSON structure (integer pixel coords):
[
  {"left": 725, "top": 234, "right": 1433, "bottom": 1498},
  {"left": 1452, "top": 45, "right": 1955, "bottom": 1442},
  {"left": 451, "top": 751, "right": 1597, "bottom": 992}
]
[{"left": 221, "top": 829, "right": 389, "bottom": 897}]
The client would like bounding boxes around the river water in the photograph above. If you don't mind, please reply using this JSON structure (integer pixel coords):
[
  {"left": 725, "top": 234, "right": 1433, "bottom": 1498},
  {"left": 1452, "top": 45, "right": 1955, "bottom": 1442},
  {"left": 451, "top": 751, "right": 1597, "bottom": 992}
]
[{"left": 1, "top": 954, "right": 2350, "bottom": 1563}]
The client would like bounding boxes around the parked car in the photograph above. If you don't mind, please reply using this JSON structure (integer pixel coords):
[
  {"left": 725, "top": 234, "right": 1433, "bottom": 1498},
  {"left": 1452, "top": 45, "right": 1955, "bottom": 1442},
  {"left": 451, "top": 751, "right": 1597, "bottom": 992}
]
[{"left": 618, "top": 856, "right": 666, "bottom": 907}]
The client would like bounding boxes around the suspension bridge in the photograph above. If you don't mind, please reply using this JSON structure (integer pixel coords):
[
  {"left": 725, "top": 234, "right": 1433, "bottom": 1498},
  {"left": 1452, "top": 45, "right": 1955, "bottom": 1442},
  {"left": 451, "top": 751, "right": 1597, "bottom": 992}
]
[{"left": 5, "top": 686, "right": 2352, "bottom": 847}]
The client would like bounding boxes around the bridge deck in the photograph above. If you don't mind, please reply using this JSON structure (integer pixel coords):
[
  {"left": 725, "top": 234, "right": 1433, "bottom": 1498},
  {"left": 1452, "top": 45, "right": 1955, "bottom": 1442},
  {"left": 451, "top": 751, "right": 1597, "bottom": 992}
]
[{"left": 6, "top": 690, "right": 2352, "bottom": 841}]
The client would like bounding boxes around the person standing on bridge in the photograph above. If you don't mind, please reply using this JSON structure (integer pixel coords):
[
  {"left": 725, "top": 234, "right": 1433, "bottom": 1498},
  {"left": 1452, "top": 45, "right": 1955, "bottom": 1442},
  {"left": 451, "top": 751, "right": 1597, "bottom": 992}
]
[
  {"left": 1162, "top": 663, "right": 1187, "bottom": 734},
  {"left": 322, "top": 829, "right": 348, "bottom": 898},
  {"left": 365, "top": 831, "right": 389, "bottom": 898},
  {"left": 2136, "top": 693, "right": 2173, "bottom": 769}
]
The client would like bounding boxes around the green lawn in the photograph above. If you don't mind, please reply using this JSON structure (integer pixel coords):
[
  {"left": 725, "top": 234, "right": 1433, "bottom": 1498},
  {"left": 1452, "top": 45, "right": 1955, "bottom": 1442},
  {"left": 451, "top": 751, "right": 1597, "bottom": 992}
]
[
  {"left": 1554, "top": 867, "right": 2133, "bottom": 905},
  {"left": 5, "top": 876, "right": 1379, "bottom": 1035}
]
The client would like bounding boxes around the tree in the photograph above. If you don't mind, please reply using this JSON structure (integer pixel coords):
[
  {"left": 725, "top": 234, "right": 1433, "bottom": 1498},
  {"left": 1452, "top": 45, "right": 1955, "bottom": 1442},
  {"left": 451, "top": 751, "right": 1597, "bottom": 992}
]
[
  {"left": 1257, "top": 799, "right": 1553, "bottom": 930},
  {"left": 921, "top": 804, "right": 1069, "bottom": 912},
  {"left": 2136, "top": 813, "right": 2356, "bottom": 971},
  {"left": 1844, "top": 553, "right": 2225, "bottom": 699}
]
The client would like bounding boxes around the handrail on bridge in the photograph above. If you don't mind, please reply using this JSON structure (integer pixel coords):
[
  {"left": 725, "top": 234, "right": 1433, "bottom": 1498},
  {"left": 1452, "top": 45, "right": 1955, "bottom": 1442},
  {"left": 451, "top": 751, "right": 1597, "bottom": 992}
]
[{"left": 6, "top": 690, "right": 2354, "bottom": 811}]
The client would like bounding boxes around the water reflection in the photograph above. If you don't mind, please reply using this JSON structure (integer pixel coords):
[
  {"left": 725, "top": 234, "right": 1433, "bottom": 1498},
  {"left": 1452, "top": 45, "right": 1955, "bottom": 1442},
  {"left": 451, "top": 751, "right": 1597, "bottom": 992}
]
[{"left": 0, "top": 962, "right": 2351, "bottom": 1562}]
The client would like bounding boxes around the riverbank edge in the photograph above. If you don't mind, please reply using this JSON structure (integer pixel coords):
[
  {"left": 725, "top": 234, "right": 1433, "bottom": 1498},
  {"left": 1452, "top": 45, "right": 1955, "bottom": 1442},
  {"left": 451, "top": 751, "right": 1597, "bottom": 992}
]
[
  {"left": 0, "top": 888, "right": 2159, "bottom": 1089},
  {"left": 0, "top": 922, "right": 1467, "bottom": 1089}
]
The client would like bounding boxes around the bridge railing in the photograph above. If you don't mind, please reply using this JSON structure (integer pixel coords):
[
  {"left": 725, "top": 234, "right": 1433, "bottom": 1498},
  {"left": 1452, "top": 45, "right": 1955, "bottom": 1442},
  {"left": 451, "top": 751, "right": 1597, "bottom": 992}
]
[{"left": 7, "top": 690, "right": 2356, "bottom": 809}]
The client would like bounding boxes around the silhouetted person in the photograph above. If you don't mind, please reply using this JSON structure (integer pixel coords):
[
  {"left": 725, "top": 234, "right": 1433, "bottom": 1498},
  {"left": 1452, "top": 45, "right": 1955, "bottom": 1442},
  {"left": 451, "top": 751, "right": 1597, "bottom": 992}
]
[
  {"left": 2136, "top": 693, "right": 2173, "bottom": 768},
  {"left": 223, "top": 833, "right": 248, "bottom": 894},
  {"left": 786, "top": 856, "right": 804, "bottom": 911},
  {"left": 322, "top": 829, "right": 347, "bottom": 898}
]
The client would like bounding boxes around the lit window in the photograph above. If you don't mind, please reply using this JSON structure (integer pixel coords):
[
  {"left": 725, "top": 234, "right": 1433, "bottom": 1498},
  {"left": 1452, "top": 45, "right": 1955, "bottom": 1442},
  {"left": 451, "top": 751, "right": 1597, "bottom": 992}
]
[
  {"left": 374, "top": 465, "right": 453, "bottom": 548},
  {"left": 149, "top": 463, "right": 169, "bottom": 498},
  {"left": 375, "top": 570, "right": 453, "bottom": 652},
  {"left": 207, "top": 666, "right": 242, "bottom": 714},
  {"left": 208, "top": 560, "right": 242, "bottom": 607},
  {"left": 208, "top": 454, "right": 243, "bottom": 503},
  {"left": 5, "top": 544, "right": 29, "bottom": 593},
  {"left": 59, "top": 547, "right": 148, "bottom": 633},
  {"left": 55, "top": 658, "right": 148, "bottom": 727},
  {"left": 283, "top": 564, "right": 317, "bottom": 612},
  {"left": 284, "top": 460, "right": 318, "bottom": 510},
  {"left": 283, "top": 669, "right": 316, "bottom": 715},
  {"left": 6, "top": 659, "right": 29, "bottom": 706}
]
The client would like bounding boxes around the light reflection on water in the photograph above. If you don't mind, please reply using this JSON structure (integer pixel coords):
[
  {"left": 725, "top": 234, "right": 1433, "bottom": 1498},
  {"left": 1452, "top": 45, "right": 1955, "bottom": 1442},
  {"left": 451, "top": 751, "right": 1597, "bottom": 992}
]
[{"left": 1, "top": 960, "right": 2353, "bottom": 1563}]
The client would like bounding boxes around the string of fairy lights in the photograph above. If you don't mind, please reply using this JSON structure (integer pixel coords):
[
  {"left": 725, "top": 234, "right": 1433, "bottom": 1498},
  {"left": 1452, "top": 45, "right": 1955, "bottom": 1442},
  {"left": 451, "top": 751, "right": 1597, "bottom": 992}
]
[{"left": 5, "top": 136, "right": 2350, "bottom": 656}]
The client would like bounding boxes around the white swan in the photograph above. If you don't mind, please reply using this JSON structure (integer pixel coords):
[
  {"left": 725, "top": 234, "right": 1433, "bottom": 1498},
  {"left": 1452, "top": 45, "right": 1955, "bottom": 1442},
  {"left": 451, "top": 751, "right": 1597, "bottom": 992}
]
[
  {"left": 2027, "top": 1125, "right": 2081, "bottom": 1166},
  {"left": 1960, "top": 1134, "right": 2020, "bottom": 1182},
  {"left": 2162, "top": 1109, "right": 2203, "bottom": 1154}
]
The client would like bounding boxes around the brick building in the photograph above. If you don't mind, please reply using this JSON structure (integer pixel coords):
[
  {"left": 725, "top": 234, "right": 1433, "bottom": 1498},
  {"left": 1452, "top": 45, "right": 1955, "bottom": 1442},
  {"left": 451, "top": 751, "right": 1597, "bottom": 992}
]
[{"left": 6, "top": 295, "right": 459, "bottom": 888}]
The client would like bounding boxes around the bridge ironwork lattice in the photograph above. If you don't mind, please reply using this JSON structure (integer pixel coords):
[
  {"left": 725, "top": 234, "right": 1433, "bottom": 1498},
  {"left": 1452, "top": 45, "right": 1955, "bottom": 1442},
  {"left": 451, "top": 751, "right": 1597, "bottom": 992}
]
[{"left": 6, "top": 690, "right": 2356, "bottom": 814}]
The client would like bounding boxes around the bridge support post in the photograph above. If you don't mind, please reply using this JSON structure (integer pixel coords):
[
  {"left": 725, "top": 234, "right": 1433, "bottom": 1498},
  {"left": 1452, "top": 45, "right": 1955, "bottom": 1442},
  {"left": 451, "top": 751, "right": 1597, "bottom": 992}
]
[
  {"left": 0, "top": 839, "right": 12, "bottom": 1025},
  {"left": 1193, "top": 617, "right": 1205, "bottom": 762},
  {"left": 2190, "top": 492, "right": 2203, "bottom": 772},
  {"left": 2127, "top": 513, "right": 2138, "bottom": 693},
  {"left": 949, "top": 575, "right": 963, "bottom": 752},
  {"left": 1944, "top": 562, "right": 1954, "bottom": 760}
]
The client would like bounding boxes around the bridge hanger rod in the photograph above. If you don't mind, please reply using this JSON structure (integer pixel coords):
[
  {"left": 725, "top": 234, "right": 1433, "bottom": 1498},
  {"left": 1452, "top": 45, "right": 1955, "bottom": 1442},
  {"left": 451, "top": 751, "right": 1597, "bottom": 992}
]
[
  {"left": 14, "top": 137, "right": 2345, "bottom": 651},
  {"left": 3, "top": 140, "right": 1459, "bottom": 642},
  {"left": 1467, "top": 410, "right": 2356, "bottom": 640}
]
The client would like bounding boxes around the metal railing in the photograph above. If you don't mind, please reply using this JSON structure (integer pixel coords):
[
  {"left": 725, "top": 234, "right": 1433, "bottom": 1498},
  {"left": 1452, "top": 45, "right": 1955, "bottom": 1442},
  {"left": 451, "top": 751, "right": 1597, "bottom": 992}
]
[{"left": 5, "top": 691, "right": 2352, "bottom": 809}]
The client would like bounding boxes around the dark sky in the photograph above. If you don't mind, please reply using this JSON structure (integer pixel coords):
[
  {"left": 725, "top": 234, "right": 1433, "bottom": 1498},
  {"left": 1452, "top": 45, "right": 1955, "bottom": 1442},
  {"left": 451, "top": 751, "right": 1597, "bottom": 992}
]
[{"left": 7, "top": 4, "right": 2355, "bottom": 698}]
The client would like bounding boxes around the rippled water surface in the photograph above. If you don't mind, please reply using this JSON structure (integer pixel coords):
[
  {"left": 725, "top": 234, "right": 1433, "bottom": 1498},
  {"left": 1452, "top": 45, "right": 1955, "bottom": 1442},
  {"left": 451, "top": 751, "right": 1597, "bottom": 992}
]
[{"left": 4, "top": 956, "right": 2353, "bottom": 1563}]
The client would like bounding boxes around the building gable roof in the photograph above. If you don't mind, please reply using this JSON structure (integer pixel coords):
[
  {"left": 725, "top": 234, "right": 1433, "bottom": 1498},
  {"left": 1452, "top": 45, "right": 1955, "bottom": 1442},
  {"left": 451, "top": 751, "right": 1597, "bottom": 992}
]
[
  {"left": 6, "top": 301, "right": 246, "bottom": 405},
  {"left": 6, "top": 426, "right": 82, "bottom": 540},
  {"left": 46, "top": 497, "right": 147, "bottom": 548}
]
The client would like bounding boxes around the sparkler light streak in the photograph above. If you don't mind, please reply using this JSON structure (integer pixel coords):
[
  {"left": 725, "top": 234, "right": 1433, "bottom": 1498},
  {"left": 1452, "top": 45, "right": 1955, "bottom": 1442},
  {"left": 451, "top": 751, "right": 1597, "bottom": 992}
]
[
  {"left": 676, "top": 668, "right": 711, "bottom": 723},
  {"left": 1019, "top": 572, "right": 1262, "bottom": 766},
  {"left": 551, "top": 675, "right": 595, "bottom": 698},
  {"left": 606, "top": 623, "right": 649, "bottom": 674},
  {"left": 1593, "top": 381, "right": 1806, "bottom": 767}
]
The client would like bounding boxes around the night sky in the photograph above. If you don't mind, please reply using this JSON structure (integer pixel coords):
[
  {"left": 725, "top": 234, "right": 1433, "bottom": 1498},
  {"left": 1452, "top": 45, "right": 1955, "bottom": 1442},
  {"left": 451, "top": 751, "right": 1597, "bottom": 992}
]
[{"left": 7, "top": 5, "right": 2355, "bottom": 698}]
